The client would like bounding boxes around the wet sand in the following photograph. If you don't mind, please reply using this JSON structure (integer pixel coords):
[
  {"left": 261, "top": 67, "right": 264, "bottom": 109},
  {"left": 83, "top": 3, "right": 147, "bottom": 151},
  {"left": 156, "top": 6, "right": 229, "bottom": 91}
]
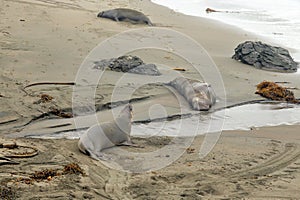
[{"left": 1, "top": 0, "right": 300, "bottom": 199}]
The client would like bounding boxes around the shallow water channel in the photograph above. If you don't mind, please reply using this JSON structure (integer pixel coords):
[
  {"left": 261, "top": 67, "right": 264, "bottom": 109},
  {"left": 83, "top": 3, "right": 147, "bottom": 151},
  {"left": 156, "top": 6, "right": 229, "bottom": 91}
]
[{"left": 31, "top": 102, "right": 300, "bottom": 139}]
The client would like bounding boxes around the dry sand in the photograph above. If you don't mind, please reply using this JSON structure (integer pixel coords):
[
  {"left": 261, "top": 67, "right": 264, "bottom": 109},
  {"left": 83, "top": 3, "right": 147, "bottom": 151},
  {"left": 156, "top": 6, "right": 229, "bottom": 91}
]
[{"left": 1, "top": 0, "right": 300, "bottom": 199}]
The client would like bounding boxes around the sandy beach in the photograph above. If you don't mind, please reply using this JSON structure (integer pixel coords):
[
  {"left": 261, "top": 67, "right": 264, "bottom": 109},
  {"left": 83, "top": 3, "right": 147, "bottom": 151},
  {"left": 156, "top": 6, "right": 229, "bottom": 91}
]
[{"left": 1, "top": 0, "right": 300, "bottom": 199}]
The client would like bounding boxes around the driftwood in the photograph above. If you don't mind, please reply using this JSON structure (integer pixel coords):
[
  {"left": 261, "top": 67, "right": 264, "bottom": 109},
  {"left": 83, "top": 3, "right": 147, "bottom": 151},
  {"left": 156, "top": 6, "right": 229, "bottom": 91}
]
[
  {"left": 206, "top": 8, "right": 219, "bottom": 13},
  {"left": 172, "top": 68, "right": 186, "bottom": 71}
]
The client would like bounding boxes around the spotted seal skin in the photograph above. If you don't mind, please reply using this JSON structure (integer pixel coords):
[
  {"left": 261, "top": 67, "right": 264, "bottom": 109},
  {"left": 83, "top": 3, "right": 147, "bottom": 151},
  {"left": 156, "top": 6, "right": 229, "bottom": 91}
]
[
  {"left": 78, "top": 104, "right": 133, "bottom": 160},
  {"left": 169, "top": 77, "right": 216, "bottom": 111},
  {"left": 97, "top": 8, "right": 153, "bottom": 26}
]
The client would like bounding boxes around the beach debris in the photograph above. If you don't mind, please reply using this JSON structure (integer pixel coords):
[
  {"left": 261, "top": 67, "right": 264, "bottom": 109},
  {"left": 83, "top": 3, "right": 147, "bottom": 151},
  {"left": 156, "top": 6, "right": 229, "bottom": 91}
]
[
  {"left": 31, "top": 168, "right": 59, "bottom": 181},
  {"left": 205, "top": 8, "right": 240, "bottom": 14},
  {"left": 23, "top": 82, "right": 75, "bottom": 89},
  {"left": 93, "top": 55, "right": 161, "bottom": 76},
  {"left": 186, "top": 148, "right": 195, "bottom": 154},
  {"left": 274, "top": 81, "right": 291, "bottom": 84},
  {"left": 255, "top": 81, "right": 299, "bottom": 103},
  {"left": 273, "top": 32, "right": 283, "bottom": 35},
  {"left": 40, "top": 94, "right": 53, "bottom": 103},
  {"left": 172, "top": 68, "right": 186, "bottom": 71},
  {"left": 15, "top": 177, "right": 33, "bottom": 185},
  {"left": 0, "top": 141, "right": 38, "bottom": 158},
  {"left": 168, "top": 77, "right": 216, "bottom": 111},
  {"left": 15, "top": 163, "right": 84, "bottom": 184},
  {"left": 33, "top": 94, "right": 54, "bottom": 104},
  {"left": 49, "top": 107, "right": 73, "bottom": 118},
  {"left": 97, "top": 8, "right": 153, "bottom": 26},
  {"left": 206, "top": 8, "right": 219, "bottom": 13},
  {"left": 62, "top": 163, "right": 85, "bottom": 175},
  {"left": 34, "top": 93, "right": 54, "bottom": 104},
  {"left": 232, "top": 41, "right": 298, "bottom": 73}
]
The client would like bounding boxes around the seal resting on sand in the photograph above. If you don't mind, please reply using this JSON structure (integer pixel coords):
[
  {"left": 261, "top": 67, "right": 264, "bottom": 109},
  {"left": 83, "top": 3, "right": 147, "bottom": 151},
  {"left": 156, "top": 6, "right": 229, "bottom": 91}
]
[
  {"left": 168, "top": 77, "right": 216, "bottom": 111},
  {"left": 97, "top": 8, "right": 153, "bottom": 26},
  {"left": 78, "top": 104, "right": 135, "bottom": 160}
]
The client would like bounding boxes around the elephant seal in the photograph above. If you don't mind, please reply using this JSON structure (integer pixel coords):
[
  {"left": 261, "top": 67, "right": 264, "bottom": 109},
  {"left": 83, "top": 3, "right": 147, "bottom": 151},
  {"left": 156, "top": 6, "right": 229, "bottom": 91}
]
[
  {"left": 78, "top": 104, "right": 134, "bottom": 160},
  {"left": 97, "top": 8, "right": 153, "bottom": 26},
  {"left": 168, "top": 77, "right": 216, "bottom": 111}
]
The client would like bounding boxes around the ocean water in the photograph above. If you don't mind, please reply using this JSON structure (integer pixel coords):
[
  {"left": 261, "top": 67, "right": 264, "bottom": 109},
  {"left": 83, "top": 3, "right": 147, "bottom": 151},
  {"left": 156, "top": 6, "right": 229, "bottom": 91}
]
[{"left": 152, "top": 0, "right": 300, "bottom": 62}]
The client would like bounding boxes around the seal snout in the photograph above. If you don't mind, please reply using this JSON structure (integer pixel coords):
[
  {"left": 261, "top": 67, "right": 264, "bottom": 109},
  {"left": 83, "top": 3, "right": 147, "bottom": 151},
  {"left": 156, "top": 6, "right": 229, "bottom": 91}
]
[{"left": 192, "top": 97, "right": 211, "bottom": 111}]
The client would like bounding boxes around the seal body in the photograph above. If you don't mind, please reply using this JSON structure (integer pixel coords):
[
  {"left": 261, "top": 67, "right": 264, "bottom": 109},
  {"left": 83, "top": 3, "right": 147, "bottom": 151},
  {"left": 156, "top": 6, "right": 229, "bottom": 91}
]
[
  {"left": 97, "top": 8, "right": 153, "bottom": 26},
  {"left": 169, "top": 77, "right": 216, "bottom": 111},
  {"left": 78, "top": 104, "right": 133, "bottom": 160}
]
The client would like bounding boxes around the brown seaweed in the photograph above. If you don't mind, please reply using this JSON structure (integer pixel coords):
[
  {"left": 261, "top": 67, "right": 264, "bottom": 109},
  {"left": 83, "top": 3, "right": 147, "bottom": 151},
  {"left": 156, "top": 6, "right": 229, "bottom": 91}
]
[{"left": 255, "top": 81, "right": 299, "bottom": 103}]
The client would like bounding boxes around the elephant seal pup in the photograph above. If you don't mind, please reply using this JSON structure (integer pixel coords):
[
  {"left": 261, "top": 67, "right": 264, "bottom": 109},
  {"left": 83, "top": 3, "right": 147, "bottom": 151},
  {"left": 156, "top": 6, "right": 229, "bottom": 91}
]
[
  {"left": 168, "top": 77, "right": 216, "bottom": 111},
  {"left": 97, "top": 8, "right": 153, "bottom": 26},
  {"left": 78, "top": 104, "right": 134, "bottom": 160}
]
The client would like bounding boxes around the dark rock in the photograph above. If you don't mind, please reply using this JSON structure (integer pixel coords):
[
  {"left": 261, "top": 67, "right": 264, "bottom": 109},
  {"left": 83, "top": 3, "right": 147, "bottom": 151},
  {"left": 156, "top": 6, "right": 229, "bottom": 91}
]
[
  {"left": 232, "top": 41, "right": 298, "bottom": 73},
  {"left": 108, "top": 55, "right": 144, "bottom": 72},
  {"left": 93, "top": 55, "right": 161, "bottom": 76}
]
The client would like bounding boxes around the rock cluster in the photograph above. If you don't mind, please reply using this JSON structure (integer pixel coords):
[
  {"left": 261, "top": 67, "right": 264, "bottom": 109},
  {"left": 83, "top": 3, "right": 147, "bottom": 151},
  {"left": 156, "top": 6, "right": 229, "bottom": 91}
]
[
  {"left": 232, "top": 41, "right": 298, "bottom": 73},
  {"left": 93, "top": 55, "right": 161, "bottom": 76}
]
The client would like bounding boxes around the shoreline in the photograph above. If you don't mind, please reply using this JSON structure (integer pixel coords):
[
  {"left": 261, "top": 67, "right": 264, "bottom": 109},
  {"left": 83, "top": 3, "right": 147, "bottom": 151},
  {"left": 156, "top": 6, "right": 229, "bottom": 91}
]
[
  {"left": 3, "top": 0, "right": 299, "bottom": 138},
  {"left": 150, "top": 0, "right": 300, "bottom": 62},
  {"left": 1, "top": 0, "right": 300, "bottom": 199}
]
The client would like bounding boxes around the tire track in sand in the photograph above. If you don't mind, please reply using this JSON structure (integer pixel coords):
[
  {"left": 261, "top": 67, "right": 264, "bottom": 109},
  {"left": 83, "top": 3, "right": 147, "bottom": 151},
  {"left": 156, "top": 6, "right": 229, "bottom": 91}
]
[{"left": 228, "top": 143, "right": 300, "bottom": 180}]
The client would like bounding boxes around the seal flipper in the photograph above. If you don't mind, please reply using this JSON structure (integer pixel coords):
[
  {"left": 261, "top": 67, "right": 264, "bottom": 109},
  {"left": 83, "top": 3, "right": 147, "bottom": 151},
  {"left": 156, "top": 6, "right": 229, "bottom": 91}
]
[
  {"left": 87, "top": 150, "right": 112, "bottom": 161},
  {"left": 88, "top": 151, "right": 101, "bottom": 161},
  {"left": 113, "top": 16, "right": 120, "bottom": 22},
  {"left": 146, "top": 20, "right": 153, "bottom": 26}
]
